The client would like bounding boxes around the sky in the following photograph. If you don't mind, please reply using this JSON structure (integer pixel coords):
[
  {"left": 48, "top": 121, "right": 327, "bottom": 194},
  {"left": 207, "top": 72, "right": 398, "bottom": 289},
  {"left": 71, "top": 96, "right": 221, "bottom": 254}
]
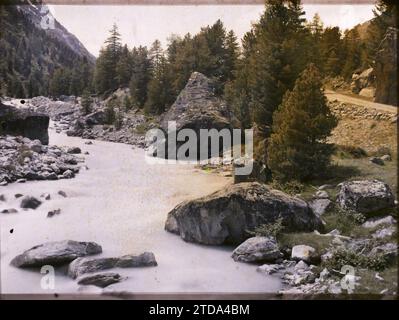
[{"left": 48, "top": 4, "right": 375, "bottom": 57}]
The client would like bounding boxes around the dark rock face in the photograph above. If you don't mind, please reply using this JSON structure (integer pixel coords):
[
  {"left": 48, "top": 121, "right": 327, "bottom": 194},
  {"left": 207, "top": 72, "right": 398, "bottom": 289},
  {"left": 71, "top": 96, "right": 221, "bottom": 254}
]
[
  {"left": 158, "top": 72, "right": 239, "bottom": 160},
  {"left": 0, "top": 103, "right": 49, "bottom": 144},
  {"left": 337, "top": 180, "right": 395, "bottom": 215},
  {"left": 165, "top": 182, "right": 323, "bottom": 245},
  {"left": 68, "top": 252, "right": 158, "bottom": 279},
  {"left": 232, "top": 237, "right": 283, "bottom": 263},
  {"left": 77, "top": 272, "right": 124, "bottom": 288},
  {"left": 10, "top": 240, "right": 102, "bottom": 268},
  {"left": 85, "top": 111, "right": 106, "bottom": 126},
  {"left": 374, "top": 27, "right": 398, "bottom": 106}
]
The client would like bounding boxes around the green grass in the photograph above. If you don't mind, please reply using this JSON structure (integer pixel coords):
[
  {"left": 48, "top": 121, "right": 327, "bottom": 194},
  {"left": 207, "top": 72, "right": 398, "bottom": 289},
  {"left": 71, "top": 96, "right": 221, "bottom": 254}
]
[
  {"left": 354, "top": 266, "right": 398, "bottom": 295},
  {"left": 277, "top": 232, "right": 333, "bottom": 255}
]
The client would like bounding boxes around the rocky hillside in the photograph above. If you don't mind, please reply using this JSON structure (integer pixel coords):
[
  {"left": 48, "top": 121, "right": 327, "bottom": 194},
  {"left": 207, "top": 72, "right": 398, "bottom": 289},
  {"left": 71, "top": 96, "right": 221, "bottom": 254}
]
[
  {"left": 0, "top": 0, "right": 95, "bottom": 97},
  {"left": 328, "top": 100, "right": 397, "bottom": 155}
]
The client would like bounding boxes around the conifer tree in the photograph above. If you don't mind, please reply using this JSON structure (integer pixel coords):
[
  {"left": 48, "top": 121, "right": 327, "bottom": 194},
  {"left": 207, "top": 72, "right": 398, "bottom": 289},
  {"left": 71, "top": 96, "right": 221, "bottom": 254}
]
[
  {"left": 81, "top": 89, "right": 93, "bottom": 115},
  {"left": 104, "top": 99, "right": 116, "bottom": 124},
  {"left": 129, "top": 46, "right": 152, "bottom": 107},
  {"left": 267, "top": 64, "right": 337, "bottom": 181},
  {"left": 116, "top": 45, "right": 132, "bottom": 88},
  {"left": 248, "top": 0, "right": 308, "bottom": 136},
  {"left": 94, "top": 23, "right": 122, "bottom": 94}
]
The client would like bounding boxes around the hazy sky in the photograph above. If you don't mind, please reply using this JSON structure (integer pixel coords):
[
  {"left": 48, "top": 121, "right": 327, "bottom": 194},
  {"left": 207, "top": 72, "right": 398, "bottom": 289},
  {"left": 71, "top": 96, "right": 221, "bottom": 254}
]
[{"left": 48, "top": 5, "right": 375, "bottom": 57}]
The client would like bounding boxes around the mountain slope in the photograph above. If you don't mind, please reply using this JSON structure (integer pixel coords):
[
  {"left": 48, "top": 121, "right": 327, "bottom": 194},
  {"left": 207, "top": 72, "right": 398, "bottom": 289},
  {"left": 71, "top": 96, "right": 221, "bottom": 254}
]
[{"left": 0, "top": 0, "right": 95, "bottom": 98}]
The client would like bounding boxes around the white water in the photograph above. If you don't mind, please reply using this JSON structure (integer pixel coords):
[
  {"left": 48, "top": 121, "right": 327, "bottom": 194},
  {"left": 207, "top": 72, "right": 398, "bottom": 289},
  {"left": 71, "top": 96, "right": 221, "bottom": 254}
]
[{"left": 0, "top": 124, "right": 281, "bottom": 296}]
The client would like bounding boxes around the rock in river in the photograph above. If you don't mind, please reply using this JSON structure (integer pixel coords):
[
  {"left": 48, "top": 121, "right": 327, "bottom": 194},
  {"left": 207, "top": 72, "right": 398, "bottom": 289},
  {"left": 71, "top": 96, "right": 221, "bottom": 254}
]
[
  {"left": 77, "top": 272, "right": 124, "bottom": 288},
  {"left": 337, "top": 180, "right": 395, "bottom": 215},
  {"left": 165, "top": 182, "right": 323, "bottom": 245},
  {"left": 68, "top": 252, "right": 157, "bottom": 279},
  {"left": 11, "top": 240, "right": 102, "bottom": 268},
  {"left": 232, "top": 237, "right": 283, "bottom": 263},
  {"left": 20, "top": 196, "right": 42, "bottom": 209}
]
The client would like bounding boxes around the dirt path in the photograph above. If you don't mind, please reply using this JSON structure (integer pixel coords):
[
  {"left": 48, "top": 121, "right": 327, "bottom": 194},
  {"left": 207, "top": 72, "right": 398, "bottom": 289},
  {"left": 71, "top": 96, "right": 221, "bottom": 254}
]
[{"left": 325, "top": 89, "right": 397, "bottom": 114}]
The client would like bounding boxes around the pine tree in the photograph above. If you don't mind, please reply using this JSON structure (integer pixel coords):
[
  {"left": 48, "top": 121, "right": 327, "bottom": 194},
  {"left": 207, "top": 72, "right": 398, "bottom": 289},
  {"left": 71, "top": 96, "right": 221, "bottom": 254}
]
[
  {"left": 319, "top": 27, "right": 344, "bottom": 76},
  {"left": 114, "top": 108, "right": 124, "bottom": 130},
  {"left": 145, "top": 55, "right": 174, "bottom": 114},
  {"left": 248, "top": 0, "right": 308, "bottom": 137},
  {"left": 116, "top": 45, "right": 132, "bottom": 87},
  {"left": 129, "top": 46, "right": 152, "bottom": 107},
  {"left": 267, "top": 64, "right": 337, "bottom": 182},
  {"left": 224, "top": 30, "right": 239, "bottom": 83},
  {"left": 341, "top": 29, "right": 362, "bottom": 79},
  {"left": 123, "top": 95, "right": 132, "bottom": 111},
  {"left": 104, "top": 99, "right": 116, "bottom": 124},
  {"left": 81, "top": 89, "right": 93, "bottom": 115},
  {"left": 49, "top": 68, "right": 70, "bottom": 97},
  {"left": 94, "top": 23, "right": 122, "bottom": 94}
]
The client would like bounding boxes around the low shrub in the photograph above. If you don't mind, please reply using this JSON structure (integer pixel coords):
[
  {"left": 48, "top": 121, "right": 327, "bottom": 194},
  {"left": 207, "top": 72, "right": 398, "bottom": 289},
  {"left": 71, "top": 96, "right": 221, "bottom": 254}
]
[
  {"left": 248, "top": 218, "right": 285, "bottom": 238},
  {"left": 322, "top": 248, "right": 388, "bottom": 271}
]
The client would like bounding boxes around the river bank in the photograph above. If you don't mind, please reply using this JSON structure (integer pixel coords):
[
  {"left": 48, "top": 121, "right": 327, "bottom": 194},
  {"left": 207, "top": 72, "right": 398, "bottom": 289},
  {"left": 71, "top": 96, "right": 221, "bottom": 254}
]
[{"left": 0, "top": 123, "right": 282, "bottom": 296}]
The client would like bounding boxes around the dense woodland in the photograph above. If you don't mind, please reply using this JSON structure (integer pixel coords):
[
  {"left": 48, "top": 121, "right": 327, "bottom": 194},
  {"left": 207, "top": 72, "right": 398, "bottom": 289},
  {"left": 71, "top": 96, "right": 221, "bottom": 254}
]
[
  {"left": 0, "top": 4, "right": 93, "bottom": 98},
  {"left": 0, "top": 0, "right": 397, "bottom": 182}
]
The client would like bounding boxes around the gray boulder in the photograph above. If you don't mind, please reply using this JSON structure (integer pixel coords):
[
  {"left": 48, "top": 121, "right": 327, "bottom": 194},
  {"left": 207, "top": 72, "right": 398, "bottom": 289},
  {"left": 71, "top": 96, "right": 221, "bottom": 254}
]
[
  {"left": 68, "top": 252, "right": 157, "bottom": 279},
  {"left": 85, "top": 110, "right": 106, "bottom": 126},
  {"left": 309, "top": 198, "right": 332, "bottom": 216},
  {"left": 232, "top": 237, "right": 282, "bottom": 263},
  {"left": 77, "top": 272, "right": 124, "bottom": 288},
  {"left": 291, "top": 245, "right": 320, "bottom": 264},
  {"left": 66, "top": 147, "right": 81, "bottom": 154},
  {"left": 369, "top": 157, "right": 384, "bottom": 165},
  {"left": 337, "top": 180, "right": 395, "bottom": 214},
  {"left": 369, "top": 243, "right": 397, "bottom": 264},
  {"left": 165, "top": 182, "right": 323, "bottom": 245},
  {"left": 362, "top": 215, "right": 396, "bottom": 228},
  {"left": 10, "top": 240, "right": 102, "bottom": 268},
  {"left": 20, "top": 196, "right": 42, "bottom": 209}
]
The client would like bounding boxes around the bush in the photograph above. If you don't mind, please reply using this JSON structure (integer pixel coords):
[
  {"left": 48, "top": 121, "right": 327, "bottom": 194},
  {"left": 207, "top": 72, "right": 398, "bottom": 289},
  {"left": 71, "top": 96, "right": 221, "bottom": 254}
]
[
  {"left": 335, "top": 145, "right": 368, "bottom": 159},
  {"left": 324, "top": 208, "right": 366, "bottom": 236},
  {"left": 248, "top": 218, "right": 284, "bottom": 238},
  {"left": 270, "top": 180, "right": 305, "bottom": 195},
  {"left": 104, "top": 100, "right": 116, "bottom": 124},
  {"left": 322, "top": 248, "right": 388, "bottom": 271}
]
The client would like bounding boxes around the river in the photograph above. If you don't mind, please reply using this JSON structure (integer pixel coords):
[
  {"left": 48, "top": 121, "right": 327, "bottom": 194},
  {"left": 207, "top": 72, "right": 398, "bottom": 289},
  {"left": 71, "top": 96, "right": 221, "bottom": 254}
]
[{"left": 0, "top": 123, "right": 281, "bottom": 297}]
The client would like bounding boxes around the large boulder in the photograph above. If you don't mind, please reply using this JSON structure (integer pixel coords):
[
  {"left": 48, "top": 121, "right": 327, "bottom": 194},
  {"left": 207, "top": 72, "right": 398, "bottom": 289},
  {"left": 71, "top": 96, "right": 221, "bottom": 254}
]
[
  {"left": 20, "top": 196, "right": 42, "bottom": 209},
  {"left": 350, "top": 68, "right": 375, "bottom": 95},
  {"left": 85, "top": 110, "right": 106, "bottom": 126},
  {"left": 0, "top": 103, "right": 49, "bottom": 144},
  {"left": 231, "top": 237, "right": 283, "bottom": 263},
  {"left": 68, "top": 252, "right": 157, "bottom": 279},
  {"left": 11, "top": 240, "right": 102, "bottom": 268},
  {"left": 337, "top": 180, "right": 395, "bottom": 215},
  {"left": 158, "top": 72, "right": 239, "bottom": 160},
  {"left": 165, "top": 182, "right": 323, "bottom": 245}
]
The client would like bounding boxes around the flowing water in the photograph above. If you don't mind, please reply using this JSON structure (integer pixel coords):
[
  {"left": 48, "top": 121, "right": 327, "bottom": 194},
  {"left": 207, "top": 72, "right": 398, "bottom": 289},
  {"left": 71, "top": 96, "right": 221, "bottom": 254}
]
[{"left": 0, "top": 124, "right": 281, "bottom": 296}]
